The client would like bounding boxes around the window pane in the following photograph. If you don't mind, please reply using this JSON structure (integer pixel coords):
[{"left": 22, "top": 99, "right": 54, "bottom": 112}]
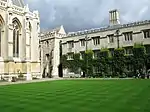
[
  {"left": 13, "top": 29, "right": 16, "bottom": 57},
  {"left": 124, "top": 32, "right": 132, "bottom": 41},
  {"left": 0, "top": 27, "right": 1, "bottom": 56},
  {"left": 16, "top": 30, "right": 19, "bottom": 57}
]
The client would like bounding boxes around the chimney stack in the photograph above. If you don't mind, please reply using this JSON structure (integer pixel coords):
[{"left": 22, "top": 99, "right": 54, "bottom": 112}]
[{"left": 109, "top": 9, "right": 120, "bottom": 26}]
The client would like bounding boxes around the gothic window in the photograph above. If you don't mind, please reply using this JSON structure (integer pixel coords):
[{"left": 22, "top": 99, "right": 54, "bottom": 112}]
[
  {"left": 145, "top": 45, "right": 150, "bottom": 54},
  {"left": 124, "top": 32, "right": 133, "bottom": 41},
  {"left": 13, "top": 20, "right": 20, "bottom": 57},
  {"left": 109, "top": 48, "right": 114, "bottom": 57},
  {"left": 67, "top": 53, "right": 74, "bottom": 60},
  {"left": 29, "top": 22, "right": 32, "bottom": 59},
  {"left": 67, "top": 41, "right": 74, "bottom": 49},
  {"left": 0, "top": 15, "right": 4, "bottom": 57},
  {"left": 93, "top": 50, "right": 100, "bottom": 59},
  {"left": 46, "top": 41, "right": 49, "bottom": 47},
  {"left": 108, "top": 34, "right": 114, "bottom": 43},
  {"left": 29, "top": 36, "right": 31, "bottom": 59},
  {"left": 93, "top": 36, "right": 100, "bottom": 45},
  {"left": 143, "top": 30, "right": 150, "bottom": 38},
  {"left": 124, "top": 47, "right": 133, "bottom": 55},
  {"left": 0, "top": 24, "right": 1, "bottom": 57},
  {"left": 80, "top": 39, "right": 85, "bottom": 46},
  {"left": 80, "top": 52, "right": 85, "bottom": 60},
  {"left": 37, "top": 23, "right": 39, "bottom": 30}
]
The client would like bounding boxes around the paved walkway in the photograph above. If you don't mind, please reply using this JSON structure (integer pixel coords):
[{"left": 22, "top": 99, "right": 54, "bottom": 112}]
[
  {"left": 0, "top": 78, "right": 63, "bottom": 86},
  {"left": 0, "top": 78, "right": 134, "bottom": 86},
  {"left": 64, "top": 78, "right": 134, "bottom": 80}
]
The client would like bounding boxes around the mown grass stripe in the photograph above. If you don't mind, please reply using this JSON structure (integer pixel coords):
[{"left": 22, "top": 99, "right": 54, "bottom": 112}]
[{"left": 0, "top": 79, "right": 150, "bottom": 112}]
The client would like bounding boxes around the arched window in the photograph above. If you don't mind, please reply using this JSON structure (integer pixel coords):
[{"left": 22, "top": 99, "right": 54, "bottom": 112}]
[
  {"left": 0, "top": 23, "right": 2, "bottom": 57},
  {"left": 12, "top": 20, "right": 20, "bottom": 57},
  {"left": 0, "top": 15, "right": 4, "bottom": 57},
  {"left": 29, "top": 22, "right": 32, "bottom": 59},
  {"left": 46, "top": 41, "right": 49, "bottom": 47}
]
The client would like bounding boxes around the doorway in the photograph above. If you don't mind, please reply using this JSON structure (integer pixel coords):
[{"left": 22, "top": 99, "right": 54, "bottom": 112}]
[{"left": 58, "top": 64, "right": 63, "bottom": 77}]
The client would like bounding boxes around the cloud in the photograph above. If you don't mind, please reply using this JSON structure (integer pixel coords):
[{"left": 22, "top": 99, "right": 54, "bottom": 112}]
[{"left": 24, "top": 0, "right": 150, "bottom": 32}]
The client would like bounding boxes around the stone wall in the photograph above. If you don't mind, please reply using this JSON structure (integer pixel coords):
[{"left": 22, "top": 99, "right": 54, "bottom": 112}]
[{"left": 0, "top": 0, "right": 41, "bottom": 80}]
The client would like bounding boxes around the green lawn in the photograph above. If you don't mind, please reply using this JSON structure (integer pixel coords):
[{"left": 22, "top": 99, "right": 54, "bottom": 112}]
[{"left": 0, "top": 79, "right": 150, "bottom": 112}]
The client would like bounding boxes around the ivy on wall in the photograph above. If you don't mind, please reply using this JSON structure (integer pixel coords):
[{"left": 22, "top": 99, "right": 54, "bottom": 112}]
[
  {"left": 113, "top": 48, "right": 126, "bottom": 77},
  {"left": 133, "top": 43, "right": 146, "bottom": 77},
  {"left": 93, "top": 48, "right": 110, "bottom": 77},
  {"left": 61, "top": 43, "right": 149, "bottom": 78}
]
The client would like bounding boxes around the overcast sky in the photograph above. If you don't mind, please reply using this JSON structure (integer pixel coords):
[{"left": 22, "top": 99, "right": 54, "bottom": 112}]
[{"left": 24, "top": 0, "right": 150, "bottom": 32}]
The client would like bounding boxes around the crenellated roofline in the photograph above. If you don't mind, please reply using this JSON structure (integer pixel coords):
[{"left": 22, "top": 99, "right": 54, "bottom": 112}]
[{"left": 67, "top": 20, "right": 150, "bottom": 37}]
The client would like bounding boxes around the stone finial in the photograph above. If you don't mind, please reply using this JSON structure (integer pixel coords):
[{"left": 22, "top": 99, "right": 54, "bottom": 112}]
[
  {"left": 24, "top": 4, "right": 30, "bottom": 13},
  {"left": 33, "top": 10, "right": 40, "bottom": 18},
  {"left": 7, "top": 0, "right": 13, "bottom": 7}
]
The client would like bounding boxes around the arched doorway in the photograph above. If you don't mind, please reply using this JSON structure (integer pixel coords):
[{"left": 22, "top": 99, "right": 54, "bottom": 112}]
[
  {"left": 58, "top": 64, "right": 63, "bottom": 77},
  {"left": 58, "top": 40, "right": 63, "bottom": 77}
]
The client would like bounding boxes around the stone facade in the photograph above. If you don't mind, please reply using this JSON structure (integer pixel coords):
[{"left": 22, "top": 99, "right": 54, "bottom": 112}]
[
  {"left": 40, "top": 25, "right": 66, "bottom": 78},
  {"left": 61, "top": 10, "right": 150, "bottom": 77},
  {"left": 0, "top": 0, "right": 41, "bottom": 81},
  {"left": 40, "top": 9, "right": 150, "bottom": 78}
]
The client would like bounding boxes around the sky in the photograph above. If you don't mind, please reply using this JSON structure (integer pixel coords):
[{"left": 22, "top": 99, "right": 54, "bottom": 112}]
[{"left": 24, "top": 0, "right": 150, "bottom": 32}]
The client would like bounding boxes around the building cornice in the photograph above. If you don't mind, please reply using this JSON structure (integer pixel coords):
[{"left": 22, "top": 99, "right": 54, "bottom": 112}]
[{"left": 66, "top": 20, "right": 150, "bottom": 38}]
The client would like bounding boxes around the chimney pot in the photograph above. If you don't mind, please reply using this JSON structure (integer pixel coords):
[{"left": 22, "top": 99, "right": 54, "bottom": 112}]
[{"left": 109, "top": 9, "right": 120, "bottom": 26}]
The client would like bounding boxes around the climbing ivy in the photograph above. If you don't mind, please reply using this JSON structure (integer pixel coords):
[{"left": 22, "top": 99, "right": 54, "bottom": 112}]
[
  {"left": 133, "top": 43, "right": 146, "bottom": 77},
  {"left": 61, "top": 44, "right": 149, "bottom": 78},
  {"left": 84, "top": 50, "right": 94, "bottom": 77},
  {"left": 113, "top": 48, "right": 126, "bottom": 77}
]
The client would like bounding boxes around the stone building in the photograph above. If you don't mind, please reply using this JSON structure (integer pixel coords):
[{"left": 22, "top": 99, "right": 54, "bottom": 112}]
[
  {"left": 61, "top": 9, "right": 150, "bottom": 77},
  {"left": 40, "top": 25, "right": 66, "bottom": 78},
  {"left": 0, "top": 0, "right": 41, "bottom": 81}
]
